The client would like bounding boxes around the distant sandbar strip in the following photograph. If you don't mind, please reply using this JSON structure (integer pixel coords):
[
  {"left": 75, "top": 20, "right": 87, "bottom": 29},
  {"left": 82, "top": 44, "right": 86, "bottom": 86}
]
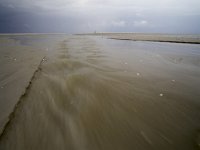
[{"left": 77, "top": 33, "right": 200, "bottom": 44}]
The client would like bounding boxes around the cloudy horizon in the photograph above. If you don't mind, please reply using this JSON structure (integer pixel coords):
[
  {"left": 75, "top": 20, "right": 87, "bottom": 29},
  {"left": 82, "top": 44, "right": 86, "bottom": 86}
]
[{"left": 0, "top": 0, "right": 200, "bottom": 34}]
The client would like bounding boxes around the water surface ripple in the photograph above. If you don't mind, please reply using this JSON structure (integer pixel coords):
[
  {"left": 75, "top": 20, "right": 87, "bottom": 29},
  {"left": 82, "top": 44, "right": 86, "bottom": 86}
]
[{"left": 0, "top": 35, "right": 200, "bottom": 150}]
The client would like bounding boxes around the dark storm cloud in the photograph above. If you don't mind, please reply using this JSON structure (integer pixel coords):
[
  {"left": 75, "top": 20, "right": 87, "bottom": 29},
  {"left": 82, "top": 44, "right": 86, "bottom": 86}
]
[{"left": 0, "top": 0, "right": 200, "bottom": 33}]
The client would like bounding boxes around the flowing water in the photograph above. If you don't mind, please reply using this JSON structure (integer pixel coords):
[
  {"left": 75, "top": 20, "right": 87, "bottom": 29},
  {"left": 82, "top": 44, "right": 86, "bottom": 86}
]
[{"left": 0, "top": 35, "right": 200, "bottom": 150}]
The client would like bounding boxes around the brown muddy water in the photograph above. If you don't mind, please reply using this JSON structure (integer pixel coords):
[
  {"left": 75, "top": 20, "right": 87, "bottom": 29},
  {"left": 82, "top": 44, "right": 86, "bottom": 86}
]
[{"left": 0, "top": 35, "right": 200, "bottom": 150}]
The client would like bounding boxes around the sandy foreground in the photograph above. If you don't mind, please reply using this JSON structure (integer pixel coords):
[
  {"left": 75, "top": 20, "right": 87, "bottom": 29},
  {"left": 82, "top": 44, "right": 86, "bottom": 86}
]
[{"left": 0, "top": 34, "right": 200, "bottom": 150}]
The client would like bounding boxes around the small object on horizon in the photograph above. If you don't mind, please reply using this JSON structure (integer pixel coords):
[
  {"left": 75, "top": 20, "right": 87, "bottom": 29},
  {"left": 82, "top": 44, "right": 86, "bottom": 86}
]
[
  {"left": 14, "top": 58, "right": 17, "bottom": 61},
  {"left": 124, "top": 62, "right": 128, "bottom": 65},
  {"left": 160, "top": 93, "right": 163, "bottom": 97},
  {"left": 136, "top": 72, "right": 140, "bottom": 76},
  {"left": 171, "top": 79, "right": 176, "bottom": 82}
]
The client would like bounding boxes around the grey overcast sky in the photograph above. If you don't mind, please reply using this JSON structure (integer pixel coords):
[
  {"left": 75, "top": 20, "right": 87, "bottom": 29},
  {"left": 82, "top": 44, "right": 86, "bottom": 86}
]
[{"left": 0, "top": 0, "right": 200, "bottom": 34}]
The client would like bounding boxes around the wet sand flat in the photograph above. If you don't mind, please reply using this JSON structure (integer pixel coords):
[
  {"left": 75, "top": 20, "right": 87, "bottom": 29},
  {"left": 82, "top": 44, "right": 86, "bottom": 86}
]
[
  {"left": 0, "top": 35, "right": 45, "bottom": 134},
  {"left": 0, "top": 34, "right": 200, "bottom": 150},
  {"left": 0, "top": 34, "right": 66, "bottom": 134}
]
